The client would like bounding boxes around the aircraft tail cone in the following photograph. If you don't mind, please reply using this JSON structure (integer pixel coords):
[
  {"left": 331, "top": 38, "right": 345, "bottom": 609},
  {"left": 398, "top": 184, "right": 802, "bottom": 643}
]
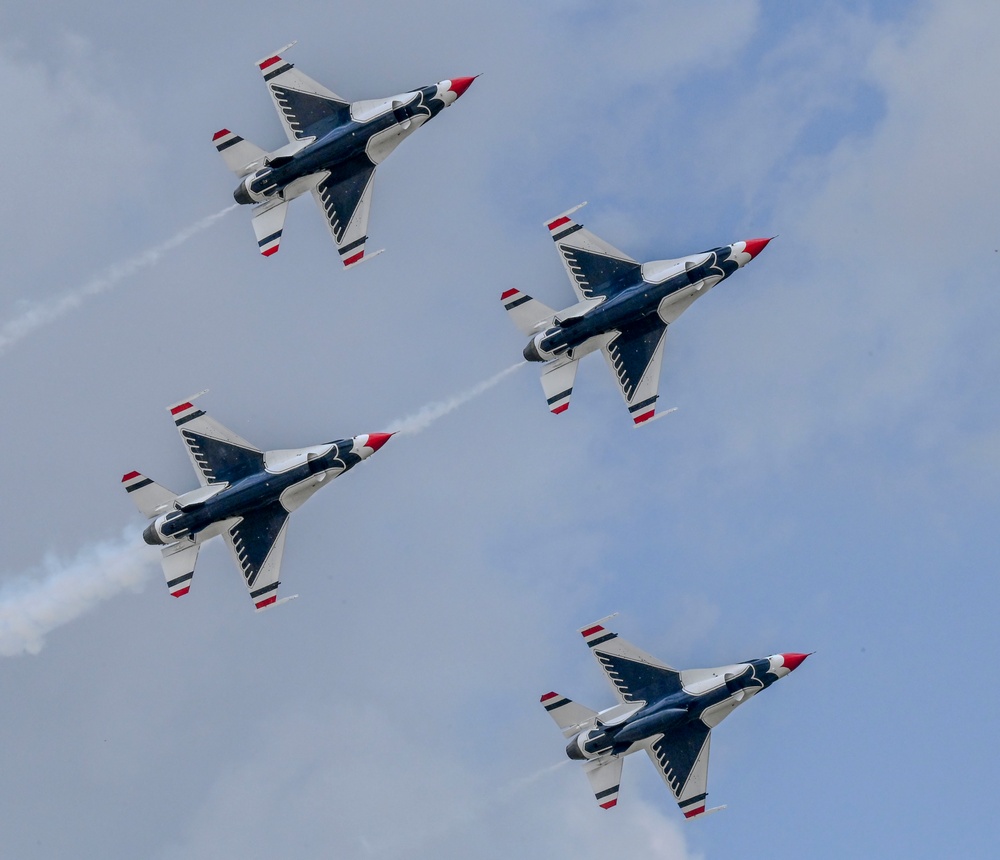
[
  {"left": 780, "top": 652, "right": 810, "bottom": 672},
  {"left": 447, "top": 76, "right": 478, "bottom": 99}
]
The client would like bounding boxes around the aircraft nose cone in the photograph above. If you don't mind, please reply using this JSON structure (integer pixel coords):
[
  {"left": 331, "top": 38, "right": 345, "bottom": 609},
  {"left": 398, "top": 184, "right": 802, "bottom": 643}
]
[
  {"left": 447, "top": 76, "right": 477, "bottom": 99},
  {"left": 362, "top": 432, "right": 394, "bottom": 453},
  {"left": 780, "top": 652, "right": 810, "bottom": 672},
  {"left": 742, "top": 237, "right": 772, "bottom": 260}
]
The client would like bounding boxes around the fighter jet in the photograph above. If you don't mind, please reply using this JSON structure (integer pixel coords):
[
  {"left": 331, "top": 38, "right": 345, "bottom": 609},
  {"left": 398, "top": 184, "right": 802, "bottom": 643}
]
[
  {"left": 213, "top": 42, "right": 475, "bottom": 265},
  {"left": 541, "top": 620, "right": 808, "bottom": 818},
  {"left": 502, "top": 204, "right": 771, "bottom": 425},
  {"left": 122, "top": 397, "right": 392, "bottom": 611}
]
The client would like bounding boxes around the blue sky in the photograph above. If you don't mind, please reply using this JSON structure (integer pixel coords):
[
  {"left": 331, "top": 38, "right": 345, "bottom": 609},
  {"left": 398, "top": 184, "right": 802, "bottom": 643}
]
[{"left": 0, "top": 2, "right": 997, "bottom": 857}]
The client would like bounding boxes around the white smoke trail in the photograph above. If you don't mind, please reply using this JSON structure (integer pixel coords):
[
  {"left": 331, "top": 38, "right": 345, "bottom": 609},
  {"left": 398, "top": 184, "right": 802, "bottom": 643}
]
[
  {"left": 359, "top": 759, "right": 570, "bottom": 856},
  {"left": 386, "top": 361, "right": 526, "bottom": 435},
  {"left": 0, "top": 527, "right": 159, "bottom": 657},
  {"left": 0, "top": 204, "right": 237, "bottom": 357},
  {"left": 497, "top": 759, "right": 570, "bottom": 799}
]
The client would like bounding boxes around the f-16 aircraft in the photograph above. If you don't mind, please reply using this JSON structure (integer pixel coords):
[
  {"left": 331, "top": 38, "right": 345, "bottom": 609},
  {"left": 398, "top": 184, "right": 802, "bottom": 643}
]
[
  {"left": 502, "top": 204, "right": 771, "bottom": 424},
  {"left": 214, "top": 42, "right": 475, "bottom": 266},
  {"left": 541, "top": 620, "right": 808, "bottom": 819},
  {"left": 122, "top": 397, "right": 392, "bottom": 611}
]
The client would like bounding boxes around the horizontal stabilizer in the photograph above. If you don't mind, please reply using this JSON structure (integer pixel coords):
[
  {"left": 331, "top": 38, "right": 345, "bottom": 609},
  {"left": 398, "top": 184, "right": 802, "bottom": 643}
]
[
  {"left": 500, "top": 288, "right": 556, "bottom": 336},
  {"left": 121, "top": 471, "right": 176, "bottom": 518},
  {"left": 212, "top": 129, "right": 267, "bottom": 177},
  {"left": 161, "top": 541, "right": 200, "bottom": 598},
  {"left": 540, "top": 692, "right": 598, "bottom": 738},
  {"left": 584, "top": 756, "right": 624, "bottom": 810},
  {"left": 541, "top": 359, "right": 579, "bottom": 415},
  {"left": 252, "top": 199, "right": 289, "bottom": 257}
]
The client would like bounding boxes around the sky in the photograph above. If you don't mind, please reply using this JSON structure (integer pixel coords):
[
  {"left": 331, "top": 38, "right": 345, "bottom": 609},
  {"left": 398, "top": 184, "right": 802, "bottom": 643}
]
[{"left": 0, "top": 0, "right": 998, "bottom": 857}]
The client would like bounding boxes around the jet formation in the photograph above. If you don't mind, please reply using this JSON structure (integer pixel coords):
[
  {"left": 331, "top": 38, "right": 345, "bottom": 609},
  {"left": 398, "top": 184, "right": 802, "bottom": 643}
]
[
  {"left": 214, "top": 42, "right": 475, "bottom": 266},
  {"left": 122, "top": 397, "right": 391, "bottom": 611},
  {"left": 542, "top": 620, "right": 807, "bottom": 818},
  {"left": 503, "top": 204, "right": 770, "bottom": 425}
]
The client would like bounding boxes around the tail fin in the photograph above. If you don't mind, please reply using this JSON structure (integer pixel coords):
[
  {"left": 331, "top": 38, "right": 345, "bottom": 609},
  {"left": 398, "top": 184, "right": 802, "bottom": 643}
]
[
  {"left": 540, "top": 691, "right": 598, "bottom": 738},
  {"left": 212, "top": 129, "right": 267, "bottom": 177},
  {"left": 121, "top": 471, "right": 176, "bottom": 518},
  {"left": 541, "top": 358, "right": 579, "bottom": 414},
  {"left": 161, "top": 541, "right": 200, "bottom": 598},
  {"left": 501, "top": 288, "right": 556, "bottom": 336},
  {"left": 252, "top": 199, "right": 289, "bottom": 257}
]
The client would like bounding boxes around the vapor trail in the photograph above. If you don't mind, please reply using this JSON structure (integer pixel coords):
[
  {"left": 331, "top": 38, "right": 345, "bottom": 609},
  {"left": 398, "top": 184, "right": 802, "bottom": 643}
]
[
  {"left": 0, "top": 528, "right": 159, "bottom": 657},
  {"left": 359, "top": 759, "right": 569, "bottom": 855},
  {"left": 386, "top": 361, "right": 526, "bottom": 435},
  {"left": 0, "top": 204, "right": 237, "bottom": 357}
]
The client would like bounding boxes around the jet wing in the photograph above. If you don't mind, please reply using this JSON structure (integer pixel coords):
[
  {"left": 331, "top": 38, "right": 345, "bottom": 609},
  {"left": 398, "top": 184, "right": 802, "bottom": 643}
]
[
  {"left": 222, "top": 501, "right": 290, "bottom": 611},
  {"left": 583, "top": 756, "right": 625, "bottom": 810},
  {"left": 310, "top": 161, "right": 378, "bottom": 268},
  {"left": 581, "top": 622, "right": 683, "bottom": 705},
  {"left": 600, "top": 316, "right": 668, "bottom": 426},
  {"left": 646, "top": 725, "right": 713, "bottom": 819},
  {"left": 545, "top": 204, "right": 642, "bottom": 302},
  {"left": 257, "top": 46, "right": 351, "bottom": 142},
  {"left": 169, "top": 400, "right": 264, "bottom": 487}
]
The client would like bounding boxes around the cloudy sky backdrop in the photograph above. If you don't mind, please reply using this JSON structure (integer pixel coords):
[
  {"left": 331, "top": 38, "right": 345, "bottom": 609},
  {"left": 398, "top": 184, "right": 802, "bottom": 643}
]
[{"left": 1, "top": 1, "right": 997, "bottom": 857}]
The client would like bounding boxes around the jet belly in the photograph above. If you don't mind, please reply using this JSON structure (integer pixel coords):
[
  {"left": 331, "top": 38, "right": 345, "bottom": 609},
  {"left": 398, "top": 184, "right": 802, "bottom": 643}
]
[
  {"left": 156, "top": 464, "right": 313, "bottom": 543},
  {"left": 299, "top": 123, "right": 373, "bottom": 172},
  {"left": 559, "top": 279, "right": 678, "bottom": 351}
]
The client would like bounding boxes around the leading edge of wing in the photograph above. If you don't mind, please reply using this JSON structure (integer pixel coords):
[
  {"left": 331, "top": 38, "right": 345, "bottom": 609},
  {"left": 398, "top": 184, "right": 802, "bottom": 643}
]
[
  {"left": 545, "top": 204, "right": 641, "bottom": 302},
  {"left": 646, "top": 725, "right": 713, "bottom": 819},
  {"left": 223, "top": 502, "right": 290, "bottom": 610},
  {"left": 311, "top": 162, "right": 378, "bottom": 267},
  {"left": 601, "top": 316, "right": 669, "bottom": 426},
  {"left": 580, "top": 622, "right": 683, "bottom": 704},
  {"left": 169, "top": 400, "right": 264, "bottom": 486}
]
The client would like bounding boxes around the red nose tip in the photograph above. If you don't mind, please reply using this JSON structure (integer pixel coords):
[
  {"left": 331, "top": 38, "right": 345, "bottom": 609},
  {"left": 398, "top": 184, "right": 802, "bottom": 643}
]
[
  {"left": 364, "top": 432, "right": 394, "bottom": 453},
  {"left": 742, "top": 237, "right": 771, "bottom": 259},
  {"left": 447, "top": 76, "right": 477, "bottom": 99},
  {"left": 780, "top": 653, "right": 810, "bottom": 672}
]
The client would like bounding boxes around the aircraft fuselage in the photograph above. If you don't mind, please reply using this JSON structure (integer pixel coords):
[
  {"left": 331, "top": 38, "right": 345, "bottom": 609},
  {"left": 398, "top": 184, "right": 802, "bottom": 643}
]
[
  {"left": 142, "top": 438, "right": 363, "bottom": 546},
  {"left": 234, "top": 85, "right": 446, "bottom": 206},
  {"left": 566, "top": 656, "right": 778, "bottom": 760},
  {"left": 524, "top": 245, "right": 742, "bottom": 362}
]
